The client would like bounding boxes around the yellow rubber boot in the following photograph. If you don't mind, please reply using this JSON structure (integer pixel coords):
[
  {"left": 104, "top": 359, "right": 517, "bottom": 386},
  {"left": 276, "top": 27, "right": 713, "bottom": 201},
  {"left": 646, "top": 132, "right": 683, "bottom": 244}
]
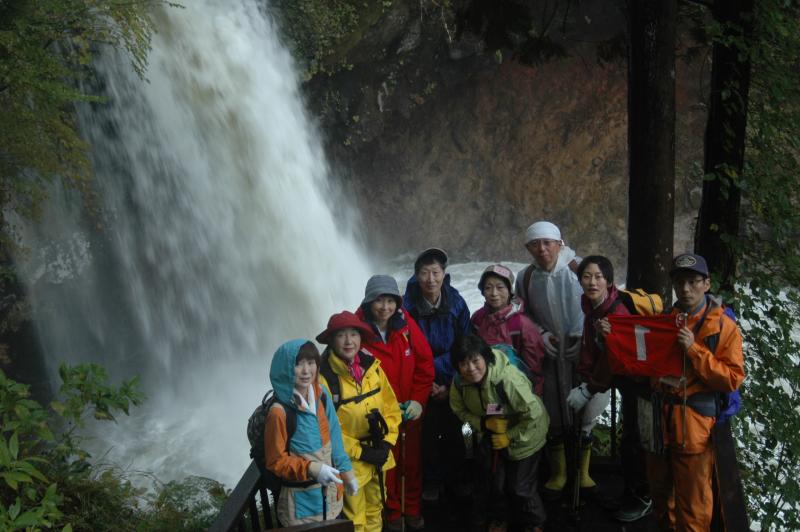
[
  {"left": 543, "top": 443, "right": 567, "bottom": 496},
  {"left": 579, "top": 446, "right": 597, "bottom": 489}
]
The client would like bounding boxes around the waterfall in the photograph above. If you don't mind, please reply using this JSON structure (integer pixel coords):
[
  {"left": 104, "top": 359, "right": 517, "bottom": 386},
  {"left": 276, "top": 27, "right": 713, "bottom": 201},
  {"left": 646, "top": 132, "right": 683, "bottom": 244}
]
[{"left": 17, "top": 0, "right": 373, "bottom": 488}]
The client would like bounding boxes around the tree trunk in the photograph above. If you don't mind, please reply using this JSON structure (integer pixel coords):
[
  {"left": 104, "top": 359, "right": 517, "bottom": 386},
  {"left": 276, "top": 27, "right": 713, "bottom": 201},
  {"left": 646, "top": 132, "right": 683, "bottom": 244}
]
[
  {"left": 626, "top": 0, "right": 677, "bottom": 302},
  {"left": 694, "top": 0, "right": 754, "bottom": 293}
]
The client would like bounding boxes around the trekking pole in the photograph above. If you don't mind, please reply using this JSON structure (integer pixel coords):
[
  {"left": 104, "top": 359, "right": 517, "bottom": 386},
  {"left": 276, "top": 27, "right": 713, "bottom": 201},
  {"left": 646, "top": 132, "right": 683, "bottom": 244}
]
[
  {"left": 571, "top": 406, "right": 583, "bottom": 522},
  {"left": 400, "top": 427, "right": 406, "bottom": 532},
  {"left": 322, "top": 485, "right": 327, "bottom": 521}
]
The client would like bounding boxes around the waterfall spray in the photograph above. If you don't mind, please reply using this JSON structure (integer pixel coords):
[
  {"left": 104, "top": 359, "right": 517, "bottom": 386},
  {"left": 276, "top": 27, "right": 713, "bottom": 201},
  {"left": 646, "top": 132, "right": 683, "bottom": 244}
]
[{"left": 17, "top": 0, "right": 372, "bottom": 487}]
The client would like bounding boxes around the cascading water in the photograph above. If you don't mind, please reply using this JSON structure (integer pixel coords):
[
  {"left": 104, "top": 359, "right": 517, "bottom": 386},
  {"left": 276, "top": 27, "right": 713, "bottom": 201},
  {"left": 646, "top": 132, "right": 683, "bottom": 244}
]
[{"left": 16, "top": 0, "right": 374, "bottom": 488}]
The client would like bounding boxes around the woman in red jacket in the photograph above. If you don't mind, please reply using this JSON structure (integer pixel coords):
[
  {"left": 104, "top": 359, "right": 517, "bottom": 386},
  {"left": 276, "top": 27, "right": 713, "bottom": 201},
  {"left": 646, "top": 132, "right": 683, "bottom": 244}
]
[{"left": 356, "top": 275, "right": 435, "bottom": 531}]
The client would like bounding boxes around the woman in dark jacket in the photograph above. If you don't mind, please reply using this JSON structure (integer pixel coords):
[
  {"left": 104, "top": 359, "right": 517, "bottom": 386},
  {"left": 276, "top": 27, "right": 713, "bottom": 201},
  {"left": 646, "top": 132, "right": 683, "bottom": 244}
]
[{"left": 565, "top": 255, "right": 652, "bottom": 521}]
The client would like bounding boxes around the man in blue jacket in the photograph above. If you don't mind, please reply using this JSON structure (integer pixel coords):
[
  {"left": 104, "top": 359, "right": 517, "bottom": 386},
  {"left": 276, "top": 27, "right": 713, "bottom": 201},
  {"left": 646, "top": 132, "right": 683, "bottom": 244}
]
[{"left": 403, "top": 248, "right": 471, "bottom": 504}]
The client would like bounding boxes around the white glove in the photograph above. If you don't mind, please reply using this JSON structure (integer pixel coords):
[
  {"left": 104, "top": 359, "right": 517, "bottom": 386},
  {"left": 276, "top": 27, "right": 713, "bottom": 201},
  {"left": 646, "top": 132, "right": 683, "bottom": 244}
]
[
  {"left": 402, "top": 400, "right": 423, "bottom": 421},
  {"left": 566, "top": 383, "right": 592, "bottom": 411},
  {"left": 312, "top": 463, "right": 342, "bottom": 486},
  {"left": 345, "top": 476, "right": 359, "bottom": 496}
]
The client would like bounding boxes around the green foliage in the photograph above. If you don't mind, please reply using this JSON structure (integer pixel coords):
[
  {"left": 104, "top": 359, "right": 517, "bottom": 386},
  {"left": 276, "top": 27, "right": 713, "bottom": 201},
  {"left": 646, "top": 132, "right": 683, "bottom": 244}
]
[
  {"left": 268, "top": 0, "right": 391, "bottom": 80},
  {"left": 0, "top": 365, "right": 226, "bottom": 530},
  {"left": 139, "top": 477, "right": 227, "bottom": 532},
  {"left": 739, "top": 2, "right": 800, "bottom": 286},
  {"left": 699, "top": 2, "right": 800, "bottom": 528},
  {"left": 0, "top": 1, "right": 162, "bottom": 206},
  {"left": 732, "top": 286, "right": 800, "bottom": 530},
  {"left": 0, "top": 364, "right": 142, "bottom": 530}
]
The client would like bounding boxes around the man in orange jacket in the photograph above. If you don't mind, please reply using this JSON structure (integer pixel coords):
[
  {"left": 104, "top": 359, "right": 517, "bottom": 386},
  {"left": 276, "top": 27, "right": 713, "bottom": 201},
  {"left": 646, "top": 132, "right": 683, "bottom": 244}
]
[{"left": 646, "top": 253, "right": 745, "bottom": 531}]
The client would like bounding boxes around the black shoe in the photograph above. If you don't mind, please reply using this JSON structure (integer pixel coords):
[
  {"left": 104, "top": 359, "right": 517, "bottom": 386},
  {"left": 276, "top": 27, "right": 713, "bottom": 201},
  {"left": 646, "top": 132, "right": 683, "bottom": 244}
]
[{"left": 613, "top": 495, "right": 653, "bottom": 522}]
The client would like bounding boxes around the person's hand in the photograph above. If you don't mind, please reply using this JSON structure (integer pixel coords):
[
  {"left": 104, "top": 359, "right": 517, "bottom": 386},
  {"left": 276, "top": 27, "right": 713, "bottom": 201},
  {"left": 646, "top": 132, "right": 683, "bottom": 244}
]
[
  {"left": 344, "top": 475, "right": 359, "bottom": 495},
  {"left": 677, "top": 327, "right": 695, "bottom": 351},
  {"left": 359, "top": 441, "right": 392, "bottom": 467},
  {"left": 566, "top": 383, "right": 592, "bottom": 410},
  {"left": 482, "top": 416, "right": 508, "bottom": 434},
  {"left": 543, "top": 331, "right": 559, "bottom": 347},
  {"left": 542, "top": 332, "right": 559, "bottom": 357},
  {"left": 340, "top": 470, "right": 359, "bottom": 495},
  {"left": 401, "top": 400, "right": 423, "bottom": 421},
  {"left": 430, "top": 383, "right": 449, "bottom": 401},
  {"left": 312, "top": 463, "right": 342, "bottom": 486},
  {"left": 490, "top": 433, "right": 510, "bottom": 450},
  {"left": 595, "top": 317, "right": 612, "bottom": 337}
]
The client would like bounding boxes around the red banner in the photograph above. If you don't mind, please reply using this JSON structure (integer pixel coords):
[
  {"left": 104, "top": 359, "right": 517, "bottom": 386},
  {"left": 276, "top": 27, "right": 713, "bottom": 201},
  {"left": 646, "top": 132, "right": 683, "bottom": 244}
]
[{"left": 605, "top": 314, "right": 685, "bottom": 377}]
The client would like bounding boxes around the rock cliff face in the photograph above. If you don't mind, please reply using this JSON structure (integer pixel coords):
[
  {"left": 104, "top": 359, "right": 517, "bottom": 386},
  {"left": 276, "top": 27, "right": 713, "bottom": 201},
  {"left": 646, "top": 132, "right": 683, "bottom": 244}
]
[{"left": 279, "top": 0, "right": 709, "bottom": 270}]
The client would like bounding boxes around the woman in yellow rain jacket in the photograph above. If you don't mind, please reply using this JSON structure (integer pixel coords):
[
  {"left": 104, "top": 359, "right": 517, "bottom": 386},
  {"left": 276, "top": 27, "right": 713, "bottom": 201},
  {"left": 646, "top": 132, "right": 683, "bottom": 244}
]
[{"left": 316, "top": 311, "right": 402, "bottom": 532}]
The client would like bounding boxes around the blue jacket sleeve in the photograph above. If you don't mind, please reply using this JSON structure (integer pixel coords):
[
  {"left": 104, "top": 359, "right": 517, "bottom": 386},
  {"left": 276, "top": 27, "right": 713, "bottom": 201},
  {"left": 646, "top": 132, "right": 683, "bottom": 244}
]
[
  {"left": 434, "top": 354, "right": 456, "bottom": 385},
  {"left": 324, "top": 392, "right": 353, "bottom": 473}
]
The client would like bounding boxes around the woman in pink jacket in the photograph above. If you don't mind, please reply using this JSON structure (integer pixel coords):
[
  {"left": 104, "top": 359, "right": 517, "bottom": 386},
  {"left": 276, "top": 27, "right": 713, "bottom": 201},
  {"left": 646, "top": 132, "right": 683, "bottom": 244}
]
[{"left": 470, "top": 264, "right": 545, "bottom": 395}]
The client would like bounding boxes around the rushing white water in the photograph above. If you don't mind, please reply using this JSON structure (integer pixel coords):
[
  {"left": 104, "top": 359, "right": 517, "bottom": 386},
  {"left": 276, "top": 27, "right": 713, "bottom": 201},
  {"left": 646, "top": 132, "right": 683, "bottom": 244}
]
[{"left": 17, "top": 0, "right": 376, "bottom": 489}]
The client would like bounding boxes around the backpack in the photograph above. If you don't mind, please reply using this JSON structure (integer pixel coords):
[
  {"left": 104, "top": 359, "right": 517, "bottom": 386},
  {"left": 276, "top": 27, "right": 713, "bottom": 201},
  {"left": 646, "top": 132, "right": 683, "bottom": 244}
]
[
  {"left": 492, "top": 343, "right": 535, "bottom": 382},
  {"left": 703, "top": 305, "right": 743, "bottom": 425},
  {"left": 613, "top": 288, "right": 664, "bottom": 315},
  {"left": 246, "top": 390, "right": 320, "bottom": 495},
  {"left": 471, "top": 307, "right": 524, "bottom": 354}
]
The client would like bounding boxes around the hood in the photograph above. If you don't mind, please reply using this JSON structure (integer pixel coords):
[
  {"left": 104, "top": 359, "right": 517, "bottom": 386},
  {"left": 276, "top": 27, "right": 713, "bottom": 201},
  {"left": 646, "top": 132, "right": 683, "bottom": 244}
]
[
  {"left": 482, "top": 298, "right": 524, "bottom": 324},
  {"left": 532, "top": 245, "right": 577, "bottom": 274},
  {"left": 269, "top": 339, "right": 318, "bottom": 406},
  {"left": 581, "top": 285, "right": 620, "bottom": 317},
  {"left": 405, "top": 273, "right": 454, "bottom": 311}
]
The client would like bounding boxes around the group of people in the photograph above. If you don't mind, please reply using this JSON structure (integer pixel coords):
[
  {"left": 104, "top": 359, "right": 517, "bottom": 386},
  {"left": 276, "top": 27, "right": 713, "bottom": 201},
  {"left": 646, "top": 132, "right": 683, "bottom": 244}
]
[{"left": 261, "top": 220, "right": 745, "bottom": 532}]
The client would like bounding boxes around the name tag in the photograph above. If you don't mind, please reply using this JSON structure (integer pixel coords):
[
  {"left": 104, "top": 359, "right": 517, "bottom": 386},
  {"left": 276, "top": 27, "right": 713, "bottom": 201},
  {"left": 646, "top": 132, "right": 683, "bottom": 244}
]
[{"left": 486, "top": 403, "right": 504, "bottom": 415}]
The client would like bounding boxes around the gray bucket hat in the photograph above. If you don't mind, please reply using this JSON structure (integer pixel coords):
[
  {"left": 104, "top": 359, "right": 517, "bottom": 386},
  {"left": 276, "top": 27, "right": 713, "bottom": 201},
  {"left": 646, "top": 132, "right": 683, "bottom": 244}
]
[{"left": 362, "top": 274, "right": 403, "bottom": 307}]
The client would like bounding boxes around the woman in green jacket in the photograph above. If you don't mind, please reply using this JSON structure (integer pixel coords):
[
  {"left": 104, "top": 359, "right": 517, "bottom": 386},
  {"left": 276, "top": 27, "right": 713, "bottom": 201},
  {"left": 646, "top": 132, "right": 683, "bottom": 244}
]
[{"left": 450, "top": 334, "right": 549, "bottom": 532}]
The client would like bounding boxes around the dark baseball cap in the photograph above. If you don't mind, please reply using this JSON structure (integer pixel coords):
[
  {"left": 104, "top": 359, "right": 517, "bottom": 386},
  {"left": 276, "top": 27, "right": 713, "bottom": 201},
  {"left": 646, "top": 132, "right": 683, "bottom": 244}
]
[
  {"left": 414, "top": 247, "right": 448, "bottom": 273},
  {"left": 670, "top": 253, "right": 709, "bottom": 278}
]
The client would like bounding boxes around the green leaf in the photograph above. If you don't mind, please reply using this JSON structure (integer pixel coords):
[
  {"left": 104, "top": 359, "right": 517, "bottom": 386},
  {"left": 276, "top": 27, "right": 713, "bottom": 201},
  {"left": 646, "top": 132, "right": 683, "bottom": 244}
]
[
  {"left": 9, "top": 432, "right": 18, "bottom": 460},
  {"left": 14, "top": 511, "right": 42, "bottom": 528},
  {"left": 9, "top": 498, "right": 21, "bottom": 520}
]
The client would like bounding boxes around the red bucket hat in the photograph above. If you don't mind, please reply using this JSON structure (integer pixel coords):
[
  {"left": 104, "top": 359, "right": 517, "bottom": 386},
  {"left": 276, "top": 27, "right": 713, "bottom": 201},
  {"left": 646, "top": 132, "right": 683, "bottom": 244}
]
[{"left": 315, "top": 311, "right": 376, "bottom": 344}]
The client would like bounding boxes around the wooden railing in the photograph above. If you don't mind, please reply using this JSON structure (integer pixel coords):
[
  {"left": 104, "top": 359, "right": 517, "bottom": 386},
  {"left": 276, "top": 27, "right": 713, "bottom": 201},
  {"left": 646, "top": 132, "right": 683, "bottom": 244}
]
[
  {"left": 209, "top": 460, "right": 354, "bottom": 532},
  {"left": 210, "top": 460, "right": 273, "bottom": 532}
]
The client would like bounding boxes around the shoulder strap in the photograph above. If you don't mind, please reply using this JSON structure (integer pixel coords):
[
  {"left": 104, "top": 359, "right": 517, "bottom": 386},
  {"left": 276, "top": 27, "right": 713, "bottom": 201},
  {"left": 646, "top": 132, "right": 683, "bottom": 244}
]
[
  {"left": 522, "top": 264, "right": 534, "bottom": 305},
  {"left": 318, "top": 354, "right": 382, "bottom": 410},
  {"left": 568, "top": 258, "right": 579, "bottom": 274},
  {"left": 494, "top": 381, "right": 510, "bottom": 407},
  {"left": 704, "top": 315, "right": 724, "bottom": 354},
  {"left": 319, "top": 356, "right": 341, "bottom": 408},
  {"left": 507, "top": 312, "right": 523, "bottom": 353},
  {"left": 266, "top": 395, "right": 297, "bottom": 450}
]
